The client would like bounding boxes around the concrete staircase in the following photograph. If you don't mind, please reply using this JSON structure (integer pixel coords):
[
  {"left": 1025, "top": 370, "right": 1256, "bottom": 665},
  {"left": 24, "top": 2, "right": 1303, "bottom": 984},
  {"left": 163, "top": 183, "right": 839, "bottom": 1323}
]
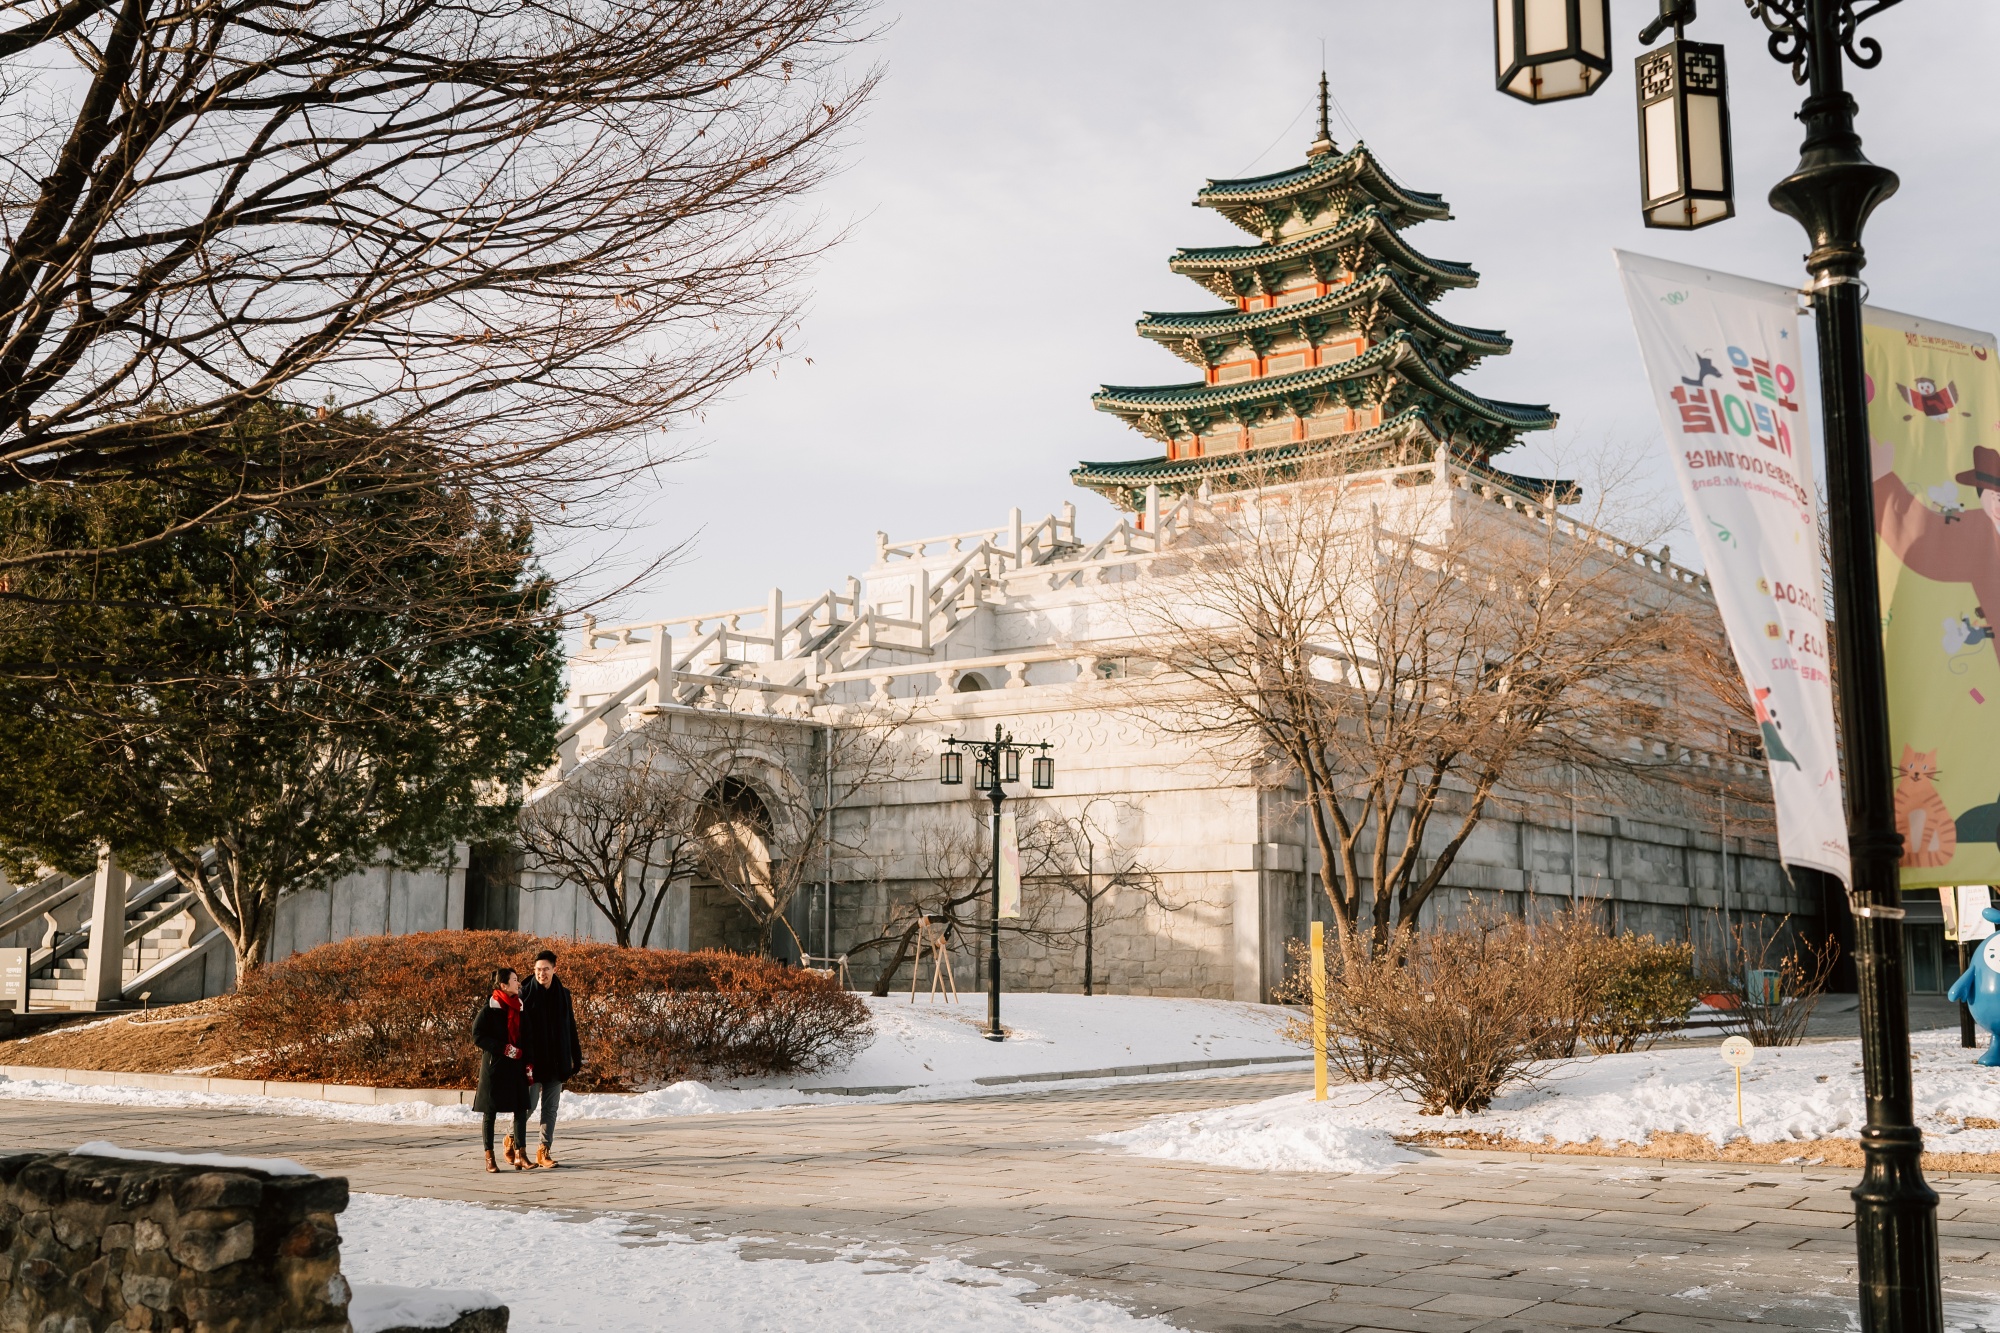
[{"left": 0, "top": 858, "right": 221, "bottom": 1012}]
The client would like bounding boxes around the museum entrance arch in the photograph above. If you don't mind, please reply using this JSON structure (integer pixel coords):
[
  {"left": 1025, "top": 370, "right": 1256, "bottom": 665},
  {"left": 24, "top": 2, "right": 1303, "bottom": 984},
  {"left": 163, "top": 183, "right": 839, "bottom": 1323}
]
[{"left": 690, "top": 778, "right": 779, "bottom": 957}]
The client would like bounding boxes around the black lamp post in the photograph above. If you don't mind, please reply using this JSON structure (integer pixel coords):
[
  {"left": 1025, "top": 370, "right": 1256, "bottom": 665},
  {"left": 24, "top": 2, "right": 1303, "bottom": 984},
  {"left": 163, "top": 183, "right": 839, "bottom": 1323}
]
[
  {"left": 939, "top": 724, "right": 1054, "bottom": 1041},
  {"left": 1489, "top": 2, "right": 1932, "bottom": 1328}
]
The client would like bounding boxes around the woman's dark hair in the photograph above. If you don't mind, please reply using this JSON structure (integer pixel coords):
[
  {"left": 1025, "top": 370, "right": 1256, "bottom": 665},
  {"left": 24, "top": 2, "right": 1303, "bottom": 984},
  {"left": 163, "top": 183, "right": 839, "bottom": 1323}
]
[{"left": 492, "top": 967, "right": 517, "bottom": 988}]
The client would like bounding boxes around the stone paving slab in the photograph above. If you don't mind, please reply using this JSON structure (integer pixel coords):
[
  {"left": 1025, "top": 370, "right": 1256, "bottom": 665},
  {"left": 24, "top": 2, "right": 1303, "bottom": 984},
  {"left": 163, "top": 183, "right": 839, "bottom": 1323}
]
[{"left": 3, "top": 1070, "right": 2000, "bottom": 1331}]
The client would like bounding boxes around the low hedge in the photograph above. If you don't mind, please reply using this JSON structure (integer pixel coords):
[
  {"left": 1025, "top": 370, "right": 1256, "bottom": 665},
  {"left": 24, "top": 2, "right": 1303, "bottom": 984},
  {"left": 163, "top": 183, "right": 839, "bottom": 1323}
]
[{"left": 228, "top": 931, "right": 872, "bottom": 1092}]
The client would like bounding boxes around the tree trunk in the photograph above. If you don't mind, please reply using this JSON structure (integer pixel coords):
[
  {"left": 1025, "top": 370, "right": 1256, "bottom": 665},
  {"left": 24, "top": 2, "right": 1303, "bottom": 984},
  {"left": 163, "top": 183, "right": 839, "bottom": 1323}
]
[
  {"left": 1083, "top": 892, "right": 1095, "bottom": 997},
  {"left": 870, "top": 921, "right": 921, "bottom": 997}
]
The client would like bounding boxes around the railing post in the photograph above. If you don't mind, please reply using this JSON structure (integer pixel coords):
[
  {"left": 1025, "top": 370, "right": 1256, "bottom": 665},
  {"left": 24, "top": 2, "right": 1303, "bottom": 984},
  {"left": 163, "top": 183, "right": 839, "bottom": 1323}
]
[
  {"left": 1010, "top": 507, "right": 1024, "bottom": 569},
  {"left": 1060, "top": 500, "right": 1076, "bottom": 543},
  {"left": 1145, "top": 484, "right": 1160, "bottom": 539},
  {"left": 81, "top": 843, "right": 129, "bottom": 1010},
  {"left": 918, "top": 566, "right": 932, "bottom": 652},
  {"left": 644, "top": 626, "right": 671, "bottom": 710},
  {"left": 768, "top": 588, "right": 784, "bottom": 659}
]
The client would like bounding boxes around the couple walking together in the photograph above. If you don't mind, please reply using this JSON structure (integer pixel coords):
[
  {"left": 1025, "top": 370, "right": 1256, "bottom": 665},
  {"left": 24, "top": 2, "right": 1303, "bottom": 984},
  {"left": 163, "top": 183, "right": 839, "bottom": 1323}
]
[{"left": 472, "top": 949, "right": 583, "bottom": 1172}]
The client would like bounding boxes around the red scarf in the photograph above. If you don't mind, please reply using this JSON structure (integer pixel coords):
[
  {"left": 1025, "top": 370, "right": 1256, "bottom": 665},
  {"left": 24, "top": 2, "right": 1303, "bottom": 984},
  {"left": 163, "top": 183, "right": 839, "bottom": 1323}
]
[{"left": 491, "top": 988, "right": 522, "bottom": 1050}]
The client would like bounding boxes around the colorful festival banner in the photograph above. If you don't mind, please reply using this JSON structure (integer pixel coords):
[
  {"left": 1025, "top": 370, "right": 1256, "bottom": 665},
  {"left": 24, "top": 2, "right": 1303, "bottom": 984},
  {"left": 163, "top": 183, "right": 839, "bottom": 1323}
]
[
  {"left": 1616, "top": 250, "right": 1848, "bottom": 882},
  {"left": 1864, "top": 306, "right": 2000, "bottom": 888}
]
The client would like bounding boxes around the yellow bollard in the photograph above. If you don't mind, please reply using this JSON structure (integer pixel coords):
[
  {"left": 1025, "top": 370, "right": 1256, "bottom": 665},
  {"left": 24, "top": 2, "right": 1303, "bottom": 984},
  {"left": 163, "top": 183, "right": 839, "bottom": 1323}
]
[{"left": 1310, "top": 921, "right": 1328, "bottom": 1102}]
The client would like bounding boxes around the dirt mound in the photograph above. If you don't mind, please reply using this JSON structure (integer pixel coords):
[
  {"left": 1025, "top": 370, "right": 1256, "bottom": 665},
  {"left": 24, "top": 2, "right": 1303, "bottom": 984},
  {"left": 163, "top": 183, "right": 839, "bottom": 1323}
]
[
  {"left": 1401, "top": 1128, "right": 2000, "bottom": 1175},
  {"left": 0, "top": 999, "right": 244, "bottom": 1075}
]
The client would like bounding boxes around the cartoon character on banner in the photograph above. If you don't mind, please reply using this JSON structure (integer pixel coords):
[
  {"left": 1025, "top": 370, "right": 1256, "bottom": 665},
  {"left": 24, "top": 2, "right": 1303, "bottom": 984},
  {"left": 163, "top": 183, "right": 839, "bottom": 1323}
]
[{"left": 1946, "top": 909, "right": 2000, "bottom": 1066}]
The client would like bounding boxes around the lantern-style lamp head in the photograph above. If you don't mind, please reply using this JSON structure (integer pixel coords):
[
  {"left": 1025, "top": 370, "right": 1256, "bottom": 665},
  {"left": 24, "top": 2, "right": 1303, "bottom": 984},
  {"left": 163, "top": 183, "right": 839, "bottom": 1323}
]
[
  {"left": 939, "top": 749, "right": 963, "bottom": 786},
  {"left": 1635, "top": 37, "right": 1734, "bottom": 229},
  {"left": 1030, "top": 754, "right": 1055, "bottom": 791},
  {"left": 1001, "top": 747, "right": 1021, "bottom": 785},
  {"left": 1494, "top": 0, "right": 1612, "bottom": 103},
  {"left": 974, "top": 753, "right": 997, "bottom": 790}
]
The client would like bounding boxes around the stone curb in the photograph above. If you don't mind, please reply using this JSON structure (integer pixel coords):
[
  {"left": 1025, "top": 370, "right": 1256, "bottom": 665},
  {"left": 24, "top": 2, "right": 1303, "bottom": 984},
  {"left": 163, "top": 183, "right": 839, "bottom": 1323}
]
[
  {"left": 799, "top": 1053, "right": 1312, "bottom": 1097},
  {"left": 0, "top": 1053, "right": 1311, "bottom": 1107}
]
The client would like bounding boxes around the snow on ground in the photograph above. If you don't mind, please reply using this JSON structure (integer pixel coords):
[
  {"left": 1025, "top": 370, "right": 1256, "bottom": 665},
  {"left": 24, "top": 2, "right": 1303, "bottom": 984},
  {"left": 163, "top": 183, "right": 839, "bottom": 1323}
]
[
  {"left": 71, "top": 1140, "right": 311, "bottom": 1175},
  {"left": 347, "top": 1283, "right": 499, "bottom": 1333},
  {"left": 0, "top": 994, "right": 1306, "bottom": 1124},
  {"left": 1101, "top": 1027, "right": 2000, "bottom": 1175},
  {"left": 339, "top": 1192, "right": 1175, "bottom": 1333}
]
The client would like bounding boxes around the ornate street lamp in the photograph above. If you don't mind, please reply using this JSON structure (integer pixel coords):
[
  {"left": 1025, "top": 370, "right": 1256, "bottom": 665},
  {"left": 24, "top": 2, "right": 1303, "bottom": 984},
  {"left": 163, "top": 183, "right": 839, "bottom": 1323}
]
[
  {"left": 939, "top": 725, "right": 1055, "bottom": 1041},
  {"left": 1494, "top": 0, "right": 1614, "bottom": 103},
  {"left": 1490, "top": 2, "right": 1930, "bottom": 1327},
  {"left": 1634, "top": 18, "right": 1733, "bottom": 228}
]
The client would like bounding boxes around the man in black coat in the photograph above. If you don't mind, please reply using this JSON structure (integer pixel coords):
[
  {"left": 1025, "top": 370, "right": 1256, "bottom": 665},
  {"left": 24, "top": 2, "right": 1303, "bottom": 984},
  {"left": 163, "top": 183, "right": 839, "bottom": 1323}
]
[{"left": 522, "top": 948, "right": 584, "bottom": 1168}]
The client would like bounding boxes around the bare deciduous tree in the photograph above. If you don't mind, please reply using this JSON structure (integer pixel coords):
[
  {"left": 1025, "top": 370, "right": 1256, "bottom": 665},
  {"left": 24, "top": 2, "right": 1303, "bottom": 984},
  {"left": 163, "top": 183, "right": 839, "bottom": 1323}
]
[
  {"left": 1131, "top": 454, "right": 1693, "bottom": 961},
  {"left": 848, "top": 811, "right": 1073, "bottom": 998},
  {"left": 687, "top": 717, "right": 911, "bottom": 960},
  {"left": 1021, "top": 800, "right": 1174, "bottom": 996},
  {"left": 516, "top": 748, "right": 707, "bottom": 947},
  {"left": 0, "top": 0, "right": 875, "bottom": 563}
]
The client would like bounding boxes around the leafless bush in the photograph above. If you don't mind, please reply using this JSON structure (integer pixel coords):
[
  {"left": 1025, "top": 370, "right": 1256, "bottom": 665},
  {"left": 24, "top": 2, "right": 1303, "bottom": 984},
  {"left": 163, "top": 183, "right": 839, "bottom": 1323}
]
[{"left": 1704, "top": 919, "right": 1840, "bottom": 1047}]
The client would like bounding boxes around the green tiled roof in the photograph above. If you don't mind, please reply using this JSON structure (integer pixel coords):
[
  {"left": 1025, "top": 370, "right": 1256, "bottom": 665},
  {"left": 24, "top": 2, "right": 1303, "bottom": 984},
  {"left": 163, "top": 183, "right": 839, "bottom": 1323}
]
[
  {"left": 1168, "top": 208, "right": 1475, "bottom": 301},
  {"left": 1071, "top": 414, "right": 1577, "bottom": 510},
  {"left": 1091, "top": 332, "right": 1554, "bottom": 437},
  {"left": 1197, "top": 143, "right": 1450, "bottom": 237},
  {"left": 1134, "top": 267, "right": 1511, "bottom": 367}
]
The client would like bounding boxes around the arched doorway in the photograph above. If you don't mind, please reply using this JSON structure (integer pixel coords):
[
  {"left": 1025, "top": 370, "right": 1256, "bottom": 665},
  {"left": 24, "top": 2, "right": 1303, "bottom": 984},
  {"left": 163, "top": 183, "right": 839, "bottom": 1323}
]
[{"left": 690, "top": 779, "right": 779, "bottom": 957}]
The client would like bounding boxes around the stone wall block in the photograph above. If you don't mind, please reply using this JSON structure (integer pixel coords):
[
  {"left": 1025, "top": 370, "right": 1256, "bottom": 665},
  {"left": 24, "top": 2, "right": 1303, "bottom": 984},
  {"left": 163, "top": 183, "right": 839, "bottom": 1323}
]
[
  {"left": 0, "top": 1150, "right": 436, "bottom": 1333},
  {"left": 167, "top": 1217, "right": 255, "bottom": 1273}
]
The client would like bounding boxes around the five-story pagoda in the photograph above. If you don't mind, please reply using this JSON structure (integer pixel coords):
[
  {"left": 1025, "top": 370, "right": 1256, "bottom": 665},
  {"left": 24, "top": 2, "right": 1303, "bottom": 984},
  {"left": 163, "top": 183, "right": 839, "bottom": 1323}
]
[{"left": 1073, "top": 79, "right": 1558, "bottom": 511}]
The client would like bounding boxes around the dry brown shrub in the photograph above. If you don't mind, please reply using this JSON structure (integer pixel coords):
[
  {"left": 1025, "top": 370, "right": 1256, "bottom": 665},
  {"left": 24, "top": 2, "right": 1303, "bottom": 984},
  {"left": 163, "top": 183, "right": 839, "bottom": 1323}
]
[
  {"left": 1278, "top": 910, "right": 1702, "bottom": 1110},
  {"left": 1701, "top": 919, "right": 1840, "bottom": 1047},
  {"left": 228, "top": 931, "right": 872, "bottom": 1091}
]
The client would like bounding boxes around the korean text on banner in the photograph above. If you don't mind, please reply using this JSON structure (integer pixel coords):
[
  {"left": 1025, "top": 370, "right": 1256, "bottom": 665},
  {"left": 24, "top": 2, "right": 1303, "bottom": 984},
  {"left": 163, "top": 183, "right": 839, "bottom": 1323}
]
[
  {"left": 1615, "top": 250, "right": 1848, "bottom": 882},
  {"left": 996, "top": 812, "right": 1022, "bottom": 919},
  {"left": 1862, "top": 307, "right": 2000, "bottom": 888}
]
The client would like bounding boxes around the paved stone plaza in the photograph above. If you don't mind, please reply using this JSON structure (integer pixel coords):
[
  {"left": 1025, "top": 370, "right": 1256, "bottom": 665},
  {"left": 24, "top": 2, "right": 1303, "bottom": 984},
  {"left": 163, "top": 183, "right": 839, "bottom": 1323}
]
[{"left": 5, "top": 1072, "right": 1999, "bottom": 1332}]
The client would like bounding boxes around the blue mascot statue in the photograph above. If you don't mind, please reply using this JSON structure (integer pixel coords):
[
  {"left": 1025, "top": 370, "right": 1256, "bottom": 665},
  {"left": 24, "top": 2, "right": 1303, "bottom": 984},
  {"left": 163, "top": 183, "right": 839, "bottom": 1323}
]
[{"left": 1946, "top": 908, "right": 2000, "bottom": 1066}]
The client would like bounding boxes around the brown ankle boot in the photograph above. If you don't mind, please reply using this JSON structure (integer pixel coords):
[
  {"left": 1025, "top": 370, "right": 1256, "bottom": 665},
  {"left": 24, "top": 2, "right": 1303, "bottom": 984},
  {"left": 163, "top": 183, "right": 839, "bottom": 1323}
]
[
  {"left": 535, "top": 1145, "right": 558, "bottom": 1169},
  {"left": 503, "top": 1134, "right": 526, "bottom": 1170},
  {"left": 483, "top": 1150, "right": 498, "bottom": 1174}
]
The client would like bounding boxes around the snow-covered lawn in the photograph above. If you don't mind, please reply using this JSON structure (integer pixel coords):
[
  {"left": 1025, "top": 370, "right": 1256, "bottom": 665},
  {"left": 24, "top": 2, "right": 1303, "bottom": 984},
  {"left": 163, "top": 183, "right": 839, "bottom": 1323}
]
[
  {"left": 0, "top": 994, "right": 1304, "bottom": 1124},
  {"left": 1100, "top": 1027, "right": 2000, "bottom": 1174},
  {"left": 339, "top": 1192, "right": 1174, "bottom": 1333}
]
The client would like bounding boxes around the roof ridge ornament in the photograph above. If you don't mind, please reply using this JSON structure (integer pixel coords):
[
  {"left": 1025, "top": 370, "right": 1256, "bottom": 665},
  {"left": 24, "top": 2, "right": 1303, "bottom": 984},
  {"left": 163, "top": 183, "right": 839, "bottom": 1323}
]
[{"left": 1306, "top": 71, "right": 1337, "bottom": 160}]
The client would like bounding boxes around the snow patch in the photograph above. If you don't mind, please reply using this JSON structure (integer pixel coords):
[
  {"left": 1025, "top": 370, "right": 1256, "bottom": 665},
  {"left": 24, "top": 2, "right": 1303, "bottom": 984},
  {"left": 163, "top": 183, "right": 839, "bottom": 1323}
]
[
  {"left": 348, "top": 1284, "right": 499, "bottom": 1333},
  {"left": 339, "top": 1192, "right": 1176, "bottom": 1332},
  {"left": 1098, "top": 1092, "right": 1417, "bottom": 1173},
  {"left": 71, "top": 1140, "right": 311, "bottom": 1176},
  {"left": 1099, "top": 1028, "right": 2000, "bottom": 1172}
]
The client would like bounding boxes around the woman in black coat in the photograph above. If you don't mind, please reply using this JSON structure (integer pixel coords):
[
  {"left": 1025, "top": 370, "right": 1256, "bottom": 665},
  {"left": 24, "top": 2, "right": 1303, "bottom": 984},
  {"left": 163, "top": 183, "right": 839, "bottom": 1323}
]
[{"left": 471, "top": 966, "right": 532, "bottom": 1172}]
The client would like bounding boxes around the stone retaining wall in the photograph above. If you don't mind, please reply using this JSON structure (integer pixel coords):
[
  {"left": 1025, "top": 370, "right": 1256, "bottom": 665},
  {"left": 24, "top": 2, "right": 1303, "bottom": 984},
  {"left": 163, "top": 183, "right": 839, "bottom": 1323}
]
[{"left": 0, "top": 1149, "right": 351, "bottom": 1332}]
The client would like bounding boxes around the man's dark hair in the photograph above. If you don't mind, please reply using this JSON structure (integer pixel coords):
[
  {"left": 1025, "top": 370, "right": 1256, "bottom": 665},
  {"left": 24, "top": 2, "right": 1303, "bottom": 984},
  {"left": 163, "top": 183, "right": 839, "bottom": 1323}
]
[
  {"left": 493, "top": 967, "right": 517, "bottom": 988},
  {"left": 534, "top": 950, "right": 558, "bottom": 965}
]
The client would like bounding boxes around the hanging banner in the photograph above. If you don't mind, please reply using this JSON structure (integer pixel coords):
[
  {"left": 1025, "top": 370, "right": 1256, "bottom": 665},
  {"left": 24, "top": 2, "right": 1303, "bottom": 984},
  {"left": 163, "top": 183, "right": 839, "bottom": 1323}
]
[
  {"left": 1941, "top": 886, "right": 1997, "bottom": 943},
  {"left": 1616, "top": 250, "right": 1848, "bottom": 882},
  {"left": 996, "top": 812, "right": 1022, "bottom": 919},
  {"left": 1863, "top": 307, "right": 2000, "bottom": 888}
]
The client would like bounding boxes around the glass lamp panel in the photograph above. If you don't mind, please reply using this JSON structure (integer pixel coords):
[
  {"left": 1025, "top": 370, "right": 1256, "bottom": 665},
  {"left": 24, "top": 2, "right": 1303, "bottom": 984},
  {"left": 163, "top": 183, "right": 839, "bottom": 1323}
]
[
  {"left": 1495, "top": 0, "right": 1515, "bottom": 80},
  {"left": 1002, "top": 748, "right": 1021, "bottom": 784},
  {"left": 1685, "top": 93, "right": 1725, "bottom": 191},
  {"left": 974, "top": 755, "right": 996, "bottom": 788},
  {"left": 940, "top": 751, "right": 962, "bottom": 785},
  {"left": 1532, "top": 59, "right": 1597, "bottom": 100},
  {"left": 1521, "top": 0, "right": 1569, "bottom": 55},
  {"left": 1689, "top": 196, "right": 1732, "bottom": 226},
  {"left": 1506, "top": 66, "right": 1539, "bottom": 98},
  {"left": 1578, "top": 0, "right": 1608, "bottom": 59},
  {"left": 1031, "top": 755, "right": 1054, "bottom": 791},
  {"left": 1643, "top": 98, "right": 1682, "bottom": 203}
]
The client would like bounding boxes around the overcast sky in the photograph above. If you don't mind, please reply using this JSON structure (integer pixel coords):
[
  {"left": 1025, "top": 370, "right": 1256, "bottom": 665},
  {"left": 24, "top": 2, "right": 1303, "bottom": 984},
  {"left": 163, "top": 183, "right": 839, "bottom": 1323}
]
[{"left": 561, "top": 1, "right": 2000, "bottom": 624}]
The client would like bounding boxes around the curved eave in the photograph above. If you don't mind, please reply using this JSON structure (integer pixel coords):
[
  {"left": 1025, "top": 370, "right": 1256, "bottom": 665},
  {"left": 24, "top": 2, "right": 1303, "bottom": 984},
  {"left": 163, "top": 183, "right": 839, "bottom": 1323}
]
[
  {"left": 1196, "top": 144, "right": 1451, "bottom": 234},
  {"left": 1133, "top": 268, "right": 1513, "bottom": 362},
  {"left": 1073, "top": 407, "right": 1443, "bottom": 489},
  {"left": 1168, "top": 210, "right": 1476, "bottom": 295},
  {"left": 1093, "top": 334, "right": 1554, "bottom": 433}
]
